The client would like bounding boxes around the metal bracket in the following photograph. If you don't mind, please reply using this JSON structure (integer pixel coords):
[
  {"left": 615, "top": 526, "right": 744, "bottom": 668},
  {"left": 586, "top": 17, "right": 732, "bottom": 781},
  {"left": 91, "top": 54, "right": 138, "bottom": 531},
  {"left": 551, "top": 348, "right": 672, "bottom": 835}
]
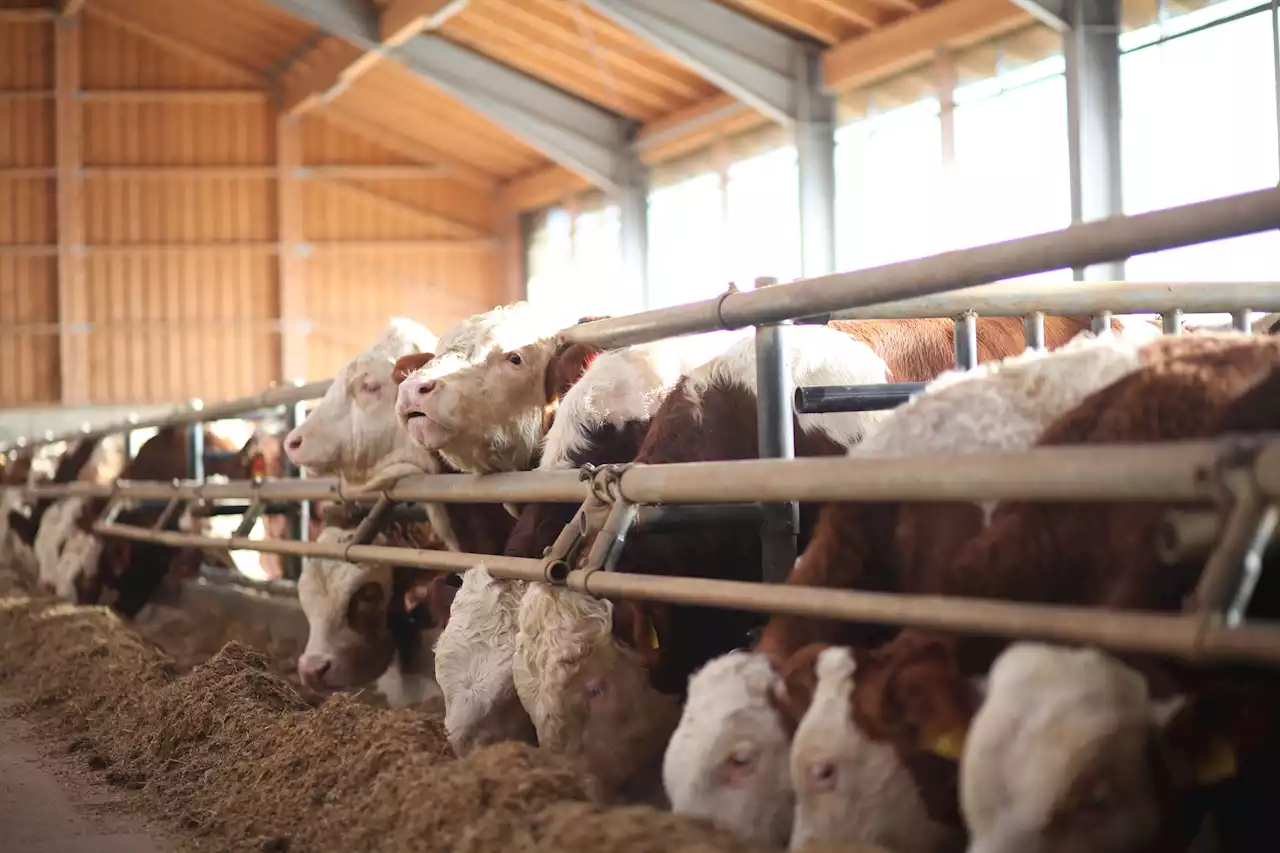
[
  {"left": 152, "top": 496, "right": 186, "bottom": 532},
  {"left": 541, "top": 463, "right": 631, "bottom": 584},
  {"left": 342, "top": 494, "right": 399, "bottom": 561},
  {"left": 1189, "top": 436, "right": 1280, "bottom": 651}
]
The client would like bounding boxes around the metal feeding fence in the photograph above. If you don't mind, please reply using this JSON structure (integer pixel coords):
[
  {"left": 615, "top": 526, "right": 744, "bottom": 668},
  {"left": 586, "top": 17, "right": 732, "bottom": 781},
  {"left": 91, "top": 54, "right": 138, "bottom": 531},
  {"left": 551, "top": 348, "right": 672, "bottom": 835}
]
[{"left": 4, "top": 186, "right": 1280, "bottom": 666}]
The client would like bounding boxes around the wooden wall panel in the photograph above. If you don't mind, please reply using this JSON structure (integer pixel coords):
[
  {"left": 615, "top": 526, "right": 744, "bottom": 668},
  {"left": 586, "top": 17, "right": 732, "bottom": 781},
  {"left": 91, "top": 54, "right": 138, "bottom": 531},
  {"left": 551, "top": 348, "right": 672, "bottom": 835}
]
[
  {"left": 1, "top": 6, "right": 506, "bottom": 408},
  {"left": 302, "top": 247, "right": 499, "bottom": 380},
  {"left": 84, "top": 254, "right": 278, "bottom": 404},
  {"left": 1, "top": 16, "right": 58, "bottom": 406},
  {"left": 81, "top": 12, "right": 249, "bottom": 89},
  {"left": 81, "top": 101, "right": 274, "bottom": 166},
  {"left": 82, "top": 178, "right": 275, "bottom": 243}
]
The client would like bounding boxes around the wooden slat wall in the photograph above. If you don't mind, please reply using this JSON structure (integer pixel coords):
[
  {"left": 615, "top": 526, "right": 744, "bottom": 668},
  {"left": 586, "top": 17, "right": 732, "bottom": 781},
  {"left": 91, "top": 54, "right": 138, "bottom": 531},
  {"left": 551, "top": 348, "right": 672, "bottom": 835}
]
[
  {"left": 0, "top": 13, "right": 58, "bottom": 406},
  {"left": 0, "top": 6, "right": 503, "bottom": 407}
]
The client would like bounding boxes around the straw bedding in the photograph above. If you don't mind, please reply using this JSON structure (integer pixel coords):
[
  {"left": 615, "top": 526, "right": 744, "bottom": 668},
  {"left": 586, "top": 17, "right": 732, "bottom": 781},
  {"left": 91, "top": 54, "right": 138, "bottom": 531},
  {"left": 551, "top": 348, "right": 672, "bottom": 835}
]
[{"left": 0, "top": 561, "right": 822, "bottom": 853}]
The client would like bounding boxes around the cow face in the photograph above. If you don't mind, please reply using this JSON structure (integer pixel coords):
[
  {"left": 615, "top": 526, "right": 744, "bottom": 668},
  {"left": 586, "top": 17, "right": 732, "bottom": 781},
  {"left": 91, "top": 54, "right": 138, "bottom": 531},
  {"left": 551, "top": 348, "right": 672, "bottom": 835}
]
[
  {"left": 284, "top": 319, "right": 437, "bottom": 484},
  {"left": 296, "top": 527, "right": 398, "bottom": 694},
  {"left": 394, "top": 305, "right": 598, "bottom": 475},
  {"left": 663, "top": 650, "right": 796, "bottom": 848},
  {"left": 512, "top": 584, "right": 680, "bottom": 803}
]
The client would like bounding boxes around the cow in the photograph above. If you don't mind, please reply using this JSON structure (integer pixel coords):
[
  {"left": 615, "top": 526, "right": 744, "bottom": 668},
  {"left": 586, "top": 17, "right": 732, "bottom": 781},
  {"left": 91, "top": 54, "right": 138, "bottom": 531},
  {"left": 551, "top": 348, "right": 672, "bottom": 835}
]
[{"left": 661, "top": 330, "right": 1157, "bottom": 846}]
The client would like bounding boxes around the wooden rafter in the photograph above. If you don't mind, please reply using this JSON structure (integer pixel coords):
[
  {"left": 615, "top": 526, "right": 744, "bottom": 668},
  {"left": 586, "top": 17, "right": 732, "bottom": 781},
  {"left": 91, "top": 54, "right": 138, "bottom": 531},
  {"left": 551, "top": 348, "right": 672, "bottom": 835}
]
[
  {"left": 276, "top": 0, "right": 470, "bottom": 118},
  {"left": 317, "top": 175, "right": 487, "bottom": 237},
  {"left": 809, "top": 0, "right": 897, "bottom": 27},
  {"left": 823, "top": 0, "right": 1031, "bottom": 91},
  {"left": 86, "top": 5, "right": 264, "bottom": 87},
  {"left": 316, "top": 108, "right": 497, "bottom": 191},
  {"left": 725, "top": 0, "right": 850, "bottom": 44}
]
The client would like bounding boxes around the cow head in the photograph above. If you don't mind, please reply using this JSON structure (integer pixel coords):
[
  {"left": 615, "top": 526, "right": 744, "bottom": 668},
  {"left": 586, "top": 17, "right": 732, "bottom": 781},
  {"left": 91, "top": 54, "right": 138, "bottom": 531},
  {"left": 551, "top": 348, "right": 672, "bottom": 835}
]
[
  {"left": 512, "top": 584, "right": 680, "bottom": 803},
  {"left": 434, "top": 564, "right": 538, "bottom": 757},
  {"left": 284, "top": 318, "right": 438, "bottom": 484},
  {"left": 395, "top": 305, "right": 601, "bottom": 474},
  {"left": 662, "top": 649, "right": 796, "bottom": 848}
]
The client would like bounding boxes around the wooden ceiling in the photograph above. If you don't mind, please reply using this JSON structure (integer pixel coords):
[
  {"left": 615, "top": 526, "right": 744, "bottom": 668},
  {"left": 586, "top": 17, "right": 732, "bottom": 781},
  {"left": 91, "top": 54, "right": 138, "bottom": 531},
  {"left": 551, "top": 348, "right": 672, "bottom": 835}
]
[{"left": 6, "top": 0, "right": 1049, "bottom": 208}]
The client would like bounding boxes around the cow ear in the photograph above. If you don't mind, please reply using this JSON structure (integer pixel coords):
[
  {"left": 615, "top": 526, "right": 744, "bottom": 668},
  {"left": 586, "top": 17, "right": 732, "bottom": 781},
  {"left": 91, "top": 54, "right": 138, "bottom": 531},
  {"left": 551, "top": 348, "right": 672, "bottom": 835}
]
[
  {"left": 392, "top": 352, "right": 435, "bottom": 385},
  {"left": 852, "top": 631, "right": 976, "bottom": 762},
  {"left": 545, "top": 342, "right": 604, "bottom": 404},
  {"left": 610, "top": 599, "right": 663, "bottom": 668},
  {"left": 771, "top": 643, "right": 829, "bottom": 735}
]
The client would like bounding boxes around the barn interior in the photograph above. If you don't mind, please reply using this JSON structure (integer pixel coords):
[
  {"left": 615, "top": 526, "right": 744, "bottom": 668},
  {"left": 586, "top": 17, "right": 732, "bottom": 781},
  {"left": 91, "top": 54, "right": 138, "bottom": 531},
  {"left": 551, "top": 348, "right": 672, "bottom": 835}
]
[{"left": 1, "top": 0, "right": 1279, "bottom": 851}]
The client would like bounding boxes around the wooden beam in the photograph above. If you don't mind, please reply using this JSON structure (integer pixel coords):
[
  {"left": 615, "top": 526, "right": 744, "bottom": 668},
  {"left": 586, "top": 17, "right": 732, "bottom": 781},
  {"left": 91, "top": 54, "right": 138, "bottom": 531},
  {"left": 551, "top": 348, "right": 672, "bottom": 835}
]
[
  {"left": 0, "top": 241, "right": 492, "bottom": 257},
  {"left": 0, "top": 9, "right": 54, "bottom": 23},
  {"left": 317, "top": 108, "right": 497, "bottom": 191},
  {"left": 80, "top": 165, "right": 277, "bottom": 178},
  {"left": 301, "top": 164, "right": 444, "bottom": 180},
  {"left": 823, "top": 0, "right": 1031, "bottom": 92},
  {"left": 278, "top": 0, "right": 468, "bottom": 118},
  {"left": 809, "top": 0, "right": 898, "bottom": 26},
  {"left": 0, "top": 90, "right": 55, "bottom": 101},
  {"left": 380, "top": 0, "right": 471, "bottom": 46},
  {"left": 500, "top": 164, "right": 593, "bottom": 213},
  {"left": 58, "top": 0, "right": 88, "bottom": 18},
  {"left": 79, "top": 89, "right": 268, "bottom": 104},
  {"left": 0, "top": 167, "right": 57, "bottom": 179},
  {"left": 0, "top": 245, "right": 59, "bottom": 258},
  {"left": 317, "top": 175, "right": 487, "bottom": 237},
  {"left": 276, "top": 116, "right": 307, "bottom": 383},
  {"left": 55, "top": 16, "right": 89, "bottom": 406},
  {"left": 85, "top": 5, "right": 263, "bottom": 87},
  {"left": 728, "top": 0, "right": 858, "bottom": 44}
]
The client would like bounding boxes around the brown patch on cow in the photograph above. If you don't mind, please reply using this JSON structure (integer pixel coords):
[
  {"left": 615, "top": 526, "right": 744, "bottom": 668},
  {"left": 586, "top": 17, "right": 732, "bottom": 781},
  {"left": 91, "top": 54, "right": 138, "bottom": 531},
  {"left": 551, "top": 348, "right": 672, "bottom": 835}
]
[
  {"left": 769, "top": 642, "right": 829, "bottom": 737},
  {"left": 833, "top": 316, "right": 1114, "bottom": 382},
  {"left": 392, "top": 351, "right": 436, "bottom": 385}
]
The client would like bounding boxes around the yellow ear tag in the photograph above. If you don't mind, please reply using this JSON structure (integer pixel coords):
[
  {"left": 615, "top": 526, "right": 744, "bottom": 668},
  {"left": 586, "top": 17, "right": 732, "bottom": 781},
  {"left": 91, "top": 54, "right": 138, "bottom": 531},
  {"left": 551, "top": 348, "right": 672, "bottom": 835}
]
[
  {"left": 646, "top": 618, "right": 660, "bottom": 651},
  {"left": 1194, "top": 736, "right": 1237, "bottom": 785},
  {"left": 929, "top": 727, "right": 968, "bottom": 761}
]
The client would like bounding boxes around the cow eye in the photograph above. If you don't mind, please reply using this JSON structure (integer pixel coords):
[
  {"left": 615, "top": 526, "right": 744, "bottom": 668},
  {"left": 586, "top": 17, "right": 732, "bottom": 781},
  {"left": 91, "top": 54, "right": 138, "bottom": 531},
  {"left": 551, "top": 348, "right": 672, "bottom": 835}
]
[{"left": 506, "top": 352, "right": 523, "bottom": 366}]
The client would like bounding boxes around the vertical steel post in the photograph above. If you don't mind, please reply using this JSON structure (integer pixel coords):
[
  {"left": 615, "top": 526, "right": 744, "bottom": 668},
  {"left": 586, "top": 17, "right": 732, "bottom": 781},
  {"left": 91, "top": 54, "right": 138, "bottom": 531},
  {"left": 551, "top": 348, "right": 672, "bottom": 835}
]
[
  {"left": 187, "top": 419, "right": 205, "bottom": 482},
  {"left": 1091, "top": 311, "right": 1113, "bottom": 335},
  {"left": 1162, "top": 309, "right": 1183, "bottom": 335},
  {"left": 795, "top": 49, "right": 837, "bottom": 278},
  {"left": 954, "top": 311, "right": 978, "bottom": 370},
  {"left": 1065, "top": 0, "right": 1125, "bottom": 282},
  {"left": 1023, "top": 311, "right": 1046, "bottom": 351},
  {"left": 754, "top": 276, "right": 798, "bottom": 584},
  {"left": 281, "top": 397, "right": 309, "bottom": 580},
  {"left": 1231, "top": 309, "right": 1253, "bottom": 333}
]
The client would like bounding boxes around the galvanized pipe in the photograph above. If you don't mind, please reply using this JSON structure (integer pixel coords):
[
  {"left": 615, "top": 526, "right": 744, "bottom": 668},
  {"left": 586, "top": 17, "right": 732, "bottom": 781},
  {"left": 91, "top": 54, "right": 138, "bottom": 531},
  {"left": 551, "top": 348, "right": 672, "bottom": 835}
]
[
  {"left": 632, "top": 503, "right": 766, "bottom": 533},
  {"left": 954, "top": 312, "right": 978, "bottom": 371},
  {"left": 1232, "top": 309, "right": 1253, "bottom": 333},
  {"left": 793, "top": 383, "right": 927, "bottom": 414},
  {"left": 1, "top": 379, "right": 330, "bottom": 453},
  {"left": 1162, "top": 309, "right": 1183, "bottom": 336},
  {"left": 188, "top": 417, "right": 205, "bottom": 482},
  {"left": 1023, "top": 312, "right": 1046, "bottom": 350},
  {"left": 10, "top": 439, "right": 1280, "bottom": 506},
  {"left": 90, "top": 520, "right": 1280, "bottom": 666},
  {"left": 753, "top": 276, "right": 799, "bottom": 585},
  {"left": 816, "top": 280, "right": 1280, "bottom": 324},
  {"left": 562, "top": 188, "right": 1280, "bottom": 348},
  {"left": 1091, "top": 311, "right": 1113, "bottom": 335}
]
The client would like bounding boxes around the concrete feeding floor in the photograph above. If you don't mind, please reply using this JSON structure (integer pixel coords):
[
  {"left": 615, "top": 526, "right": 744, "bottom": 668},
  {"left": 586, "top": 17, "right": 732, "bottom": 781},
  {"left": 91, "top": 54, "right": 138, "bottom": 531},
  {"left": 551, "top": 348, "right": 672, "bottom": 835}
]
[{"left": 0, "top": 701, "right": 172, "bottom": 853}]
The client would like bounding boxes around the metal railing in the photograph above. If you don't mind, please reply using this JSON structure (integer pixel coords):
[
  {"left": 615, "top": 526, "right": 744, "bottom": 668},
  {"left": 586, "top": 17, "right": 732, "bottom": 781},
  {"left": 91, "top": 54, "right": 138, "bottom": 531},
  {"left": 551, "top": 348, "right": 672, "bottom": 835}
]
[{"left": 4, "top": 185, "right": 1280, "bottom": 665}]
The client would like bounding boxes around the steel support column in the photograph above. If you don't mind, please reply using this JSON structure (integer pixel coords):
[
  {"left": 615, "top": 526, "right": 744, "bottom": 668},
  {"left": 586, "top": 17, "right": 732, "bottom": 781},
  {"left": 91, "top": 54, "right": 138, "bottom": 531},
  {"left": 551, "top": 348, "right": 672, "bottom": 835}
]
[
  {"left": 617, "top": 158, "right": 651, "bottom": 309},
  {"left": 1065, "top": 0, "right": 1125, "bottom": 281},
  {"left": 795, "top": 50, "right": 836, "bottom": 277}
]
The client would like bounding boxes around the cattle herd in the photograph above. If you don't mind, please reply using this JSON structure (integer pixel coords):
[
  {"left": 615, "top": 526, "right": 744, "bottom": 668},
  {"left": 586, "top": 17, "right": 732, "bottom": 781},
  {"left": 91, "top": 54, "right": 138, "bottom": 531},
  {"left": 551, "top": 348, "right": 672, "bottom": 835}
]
[{"left": 2, "top": 301, "right": 1280, "bottom": 853}]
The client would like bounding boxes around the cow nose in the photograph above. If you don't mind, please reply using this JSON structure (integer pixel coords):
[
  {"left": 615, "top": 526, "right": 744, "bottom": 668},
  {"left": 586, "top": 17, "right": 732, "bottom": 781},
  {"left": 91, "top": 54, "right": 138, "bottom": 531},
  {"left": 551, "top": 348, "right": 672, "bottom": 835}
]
[
  {"left": 415, "top": 379, "right": 437, "bottom": 396},
  {"left": 286, "top": 433, "right": 303, "bottom": 451},
  {"left": 298, "top": 656, "right": 332, "bottom": 685}
]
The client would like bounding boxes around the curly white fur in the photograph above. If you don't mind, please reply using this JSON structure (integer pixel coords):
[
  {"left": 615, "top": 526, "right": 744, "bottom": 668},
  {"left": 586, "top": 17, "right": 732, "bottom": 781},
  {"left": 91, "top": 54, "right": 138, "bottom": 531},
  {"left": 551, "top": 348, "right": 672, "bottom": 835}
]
[{"left": 433, "top": 562, "right": 533, "bottom": 755}]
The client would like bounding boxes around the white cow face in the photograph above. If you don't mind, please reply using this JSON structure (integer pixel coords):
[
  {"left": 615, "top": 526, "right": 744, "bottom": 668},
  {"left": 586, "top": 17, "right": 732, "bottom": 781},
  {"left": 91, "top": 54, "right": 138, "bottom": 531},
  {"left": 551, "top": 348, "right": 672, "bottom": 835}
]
[{"left": 283, "top": 319, "right": 436, "bottom": 485}]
